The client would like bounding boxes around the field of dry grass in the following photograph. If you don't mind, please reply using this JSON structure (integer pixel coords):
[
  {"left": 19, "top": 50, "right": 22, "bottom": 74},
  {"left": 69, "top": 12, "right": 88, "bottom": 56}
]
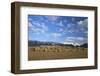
[{"left": 28, "top": 45, "right": 88, "bottom": 60}]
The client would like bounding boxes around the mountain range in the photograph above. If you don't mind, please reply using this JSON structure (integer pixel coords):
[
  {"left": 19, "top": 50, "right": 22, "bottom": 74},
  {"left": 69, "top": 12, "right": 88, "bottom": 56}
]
[{"left": 28, "top": 40, "right": 88, "bottom": 48}]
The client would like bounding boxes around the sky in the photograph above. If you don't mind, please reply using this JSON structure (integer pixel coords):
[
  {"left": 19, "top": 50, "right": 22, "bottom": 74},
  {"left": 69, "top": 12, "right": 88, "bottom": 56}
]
[{"left": 28, "top": 15, "right": 88, "bottom": 46}]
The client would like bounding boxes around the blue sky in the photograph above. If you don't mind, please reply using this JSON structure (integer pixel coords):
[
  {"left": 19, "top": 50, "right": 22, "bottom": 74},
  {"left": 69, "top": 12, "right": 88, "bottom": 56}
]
[{"left": 28, "top": 15, "right": 88, "bottom": 46}]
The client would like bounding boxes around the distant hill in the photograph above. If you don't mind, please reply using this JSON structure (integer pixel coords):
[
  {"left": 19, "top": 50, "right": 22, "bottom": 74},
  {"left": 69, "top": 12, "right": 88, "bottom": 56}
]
[
  {"left": 80, "top": 43, "right": 88, "bottom": 48},
  {"left": 28, "top": 40, "right": 88, "bottom": 48},
  {"left": 28, "top": 40, "right": 62, "bottom": 46},
  {"left": 28, "top": 40, "right": 74, "bottom": 47}
]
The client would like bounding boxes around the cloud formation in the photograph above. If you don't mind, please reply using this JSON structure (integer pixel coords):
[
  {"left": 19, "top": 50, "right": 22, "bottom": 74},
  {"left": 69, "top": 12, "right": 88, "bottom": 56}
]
[
  {"left": 28, "top": 20, "right": 48, "bottom": 34},
  {"left": 45, "top": 16, "right": 59, "bottom": 22},
  {"left": 57, "top": 21, "right": 64, "bottom": 27},
  {"left": 64, "top": 37, "right": 87, "bottom": 46},
  {"left": 77, "top": 19, "right": 88, "bottom": 28},
  {"left": 51, "top": 33, "right": 61, "bottom": 38},
  {"left": 28, "top": 15, "right": 88, "bottom": 45}
]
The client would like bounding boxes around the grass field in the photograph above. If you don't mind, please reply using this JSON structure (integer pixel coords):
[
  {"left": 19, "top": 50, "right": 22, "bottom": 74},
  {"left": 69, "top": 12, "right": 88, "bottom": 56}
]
[{"left": 28, "top": 45, "right": 88, "bottom": 60}]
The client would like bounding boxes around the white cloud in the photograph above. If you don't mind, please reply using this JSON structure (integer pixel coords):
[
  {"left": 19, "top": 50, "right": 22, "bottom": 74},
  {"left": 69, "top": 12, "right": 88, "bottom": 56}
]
[
  {"left": 67, "top": 23, "right": 75, "bottom": 28},
  {"left": 28, "top": 22, "right": 33, "bottom": 27},
  {"left": 77, "top": 19, "right": 88, "bottom": 28},
  {"left": 64, "top": 20, "right": 67, "bottom": 23},
  {"left": 59, "top": 28, "right": 63, "bottom": 32},
  {"left": 32, "top": 21, "right": 42, "bottom": 27},
  {"left": 28, "top": 22, "right": 41, "bottom": 34},
  {"left": 64, "top": 37, "right": 87, "bottom": 46},
  {"left": 45, "top": 16, "right": 59, "bottom": 21},
  {"left": 77, "top": 19, "right": 88, "bottom": 35},
  {"left": 40, "top": 23, "right": 48, "bottom": 33},
  {"left": 66, "top": 37, "right": 86, "bottom": 42},
  {"left": 80, "top": 28, "right": 88, "bottom": 34},
  {"left": 84, "top": 31, "right": 88, "bottom": 34},
  {"left": 51, "top": 33, "right": 61, "bottom": 38},
  {"left": 78, "top": 21, "right": 82, "bottom": 25},
  {"left": 58, "top": 21, "right": 64, "bottom": 27},
  {"left": 31, "top": 27, "right": 41, "bottom": 33},
  {"left": 60, "top": 23, "right": 78, "bottom": 33},
  {"left": 28, "top": 18, "right": 33, "bottom": 22},
  {"left": 71, "top": 18, "right": 75, "bottom": 22},
  {"left": 63, "top": 41, "right": 79, "bottom": 46},
  {"left": 28, "top": 21, "right": 48, "bottom": 34}
]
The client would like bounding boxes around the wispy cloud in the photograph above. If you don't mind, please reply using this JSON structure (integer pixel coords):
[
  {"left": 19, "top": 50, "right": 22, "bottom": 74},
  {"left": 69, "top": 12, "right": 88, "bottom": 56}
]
[
  {"left": 64, "top": 36, "right": 87, "bottom": 46},
  {"left": 28, "top": 17, "right": 33, "bottom": 22},
  {"left": 71, "top": 17, "right": 75, "bottom": 22},
  {"left": 63, "top": 19, "right": 67, "bottom": 23},
  {"left": 28, "top": 21, "right": 48, "bottom": 34},
  {"left": 60, "top": 23, "right": 79, "bottom": 33},
  {"left": 28, "top": 15, "right": 88, "bottom": 44},
  {"left": 77, "top": 19, "right": 88, "bottom": 28},
  {"left": 57, "top": 21, "right": 64, "bottom": 27},
  {"left": 59, "top": 28, "right": 63, "bottom": 32},
  {"left": 45, "top": 16, "right": 59, "bottom": 21},
  {"left": 28, "top": 22, "right": 33, "bottom": 27},
  {"left": 67, "top": 23, "right": 76, "bottom": 29},
  {"left": 51, "top": 33, "right": 61, "bottom": 38}
]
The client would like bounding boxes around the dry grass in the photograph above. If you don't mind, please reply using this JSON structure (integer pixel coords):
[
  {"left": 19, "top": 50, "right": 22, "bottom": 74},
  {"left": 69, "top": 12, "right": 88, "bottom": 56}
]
[{"left": 28, "top": 45, "right": 88, "bottom": 60}]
